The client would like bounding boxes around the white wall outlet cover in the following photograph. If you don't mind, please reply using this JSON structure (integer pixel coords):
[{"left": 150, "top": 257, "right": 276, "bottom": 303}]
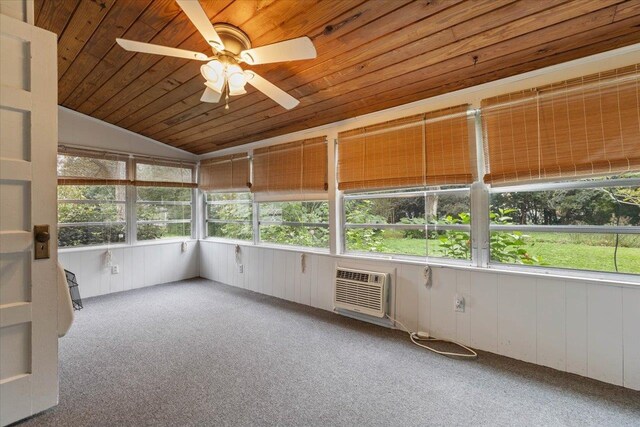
[
  {"left": 455, "top": 295, "right": 465, "bottom": 312},
  {"left": 238, "top": 264, "right": 244, "bottom": 273},
  {"left": 111, "top": 265, "right": 120, "bottom": 275},
  {"left": 181, "top": 241, "right": 188, "bottom": 252}
]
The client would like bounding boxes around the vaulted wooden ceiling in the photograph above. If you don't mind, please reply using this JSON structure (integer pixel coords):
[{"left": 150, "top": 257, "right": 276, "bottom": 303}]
[{"left": 36, "top": 0, "right": 640, "bottom": 154}]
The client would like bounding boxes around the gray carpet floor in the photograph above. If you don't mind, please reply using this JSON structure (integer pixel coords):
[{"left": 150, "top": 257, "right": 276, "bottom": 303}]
[{"left": 20, "top": 278, "right": 640, "bottom": 426}]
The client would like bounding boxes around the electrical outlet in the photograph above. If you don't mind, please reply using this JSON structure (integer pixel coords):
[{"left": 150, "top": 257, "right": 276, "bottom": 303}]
[
  {"left": 238, "top": 264, "right": 244, "bottom": 273},
  {"left": 454, "top": 295, "right": 465, "bottom": 312},
  {"left": 111, "top": 265, "right": 120, "bottom": 274}
]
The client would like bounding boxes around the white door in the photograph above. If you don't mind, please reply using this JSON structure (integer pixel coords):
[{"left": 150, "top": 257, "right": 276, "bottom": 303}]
[{"left": 0, "top": 4, "right": 59, "bottom": 425}]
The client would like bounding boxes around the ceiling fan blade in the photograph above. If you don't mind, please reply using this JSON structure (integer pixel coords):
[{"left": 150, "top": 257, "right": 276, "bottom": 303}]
[
  {"left": 201, "top": 86, "right": 222, "bottom": 103},
  {"left": 175, "top": 0, "right": 225, "bottom": 51},
  {"left": 245, "top": 71, "right": 299, "bottom": 110},
  {"left": 240, "top": 37, "right": 316, "bottom": 65},
  {"left": 116, "top": 38, "right": 208, "bottom": 61}
]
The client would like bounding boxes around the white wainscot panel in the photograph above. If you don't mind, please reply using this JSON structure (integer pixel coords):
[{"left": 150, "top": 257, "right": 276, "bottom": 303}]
[
  {"left": 497, "top": 274, "right": 537, "bottom": 364},
  {"left": 214, "top": 243, "right": 228, "bottom": 284},
  {"left": 244, "top": 245, "right": 261, "bottom": 293},
  {"left": 298, "top": 253, "right": 312, "bottom": 306},
  {"left": 536, "top": 278, "right": 566, "bottom": 371},
  {"left": 271, "top": 250, "right": 287, "bottom": 299},
  {"left": 58, "top": 242, "right": 198, "bottom": 299},
  {"left": 129, "top": 246, "right": 145, "bottom": 289},
  {"left": 469, "top": 272, "right": 498, "bottom": 353},
  {"left": 565, "top": 281, "right": 588, "bottom": 377},
  {"left": 79, "top": 249, "right": 109, "bottom": 298},
  {"left": 198, "top": 241, "right": 213, "bottom": 281},
  {"left": 283, "top": 251, "right": 297, "bottom": 302},
  {"left": 316, "top": 256, "right": 335, "bottom": 312},
  {"left": 308, "top": 254, "right": 320, "bottom": 308},
  {"left": 396, "top": 264, "right": 422, "bottom": 333},
  {"left": 455, "top": 270, "right": 471, "bottom": 346},
  {"left": 622, "top": 286, "right": 640, "bottom": 390},
  {"left": 587, "top": 284, "right": 623, "bottom": 386},
  {"left": 260, "top": 249, "right": 274, "bottom": 296},
  {"left": 107, "top": 248, "right": 125, "bottom": 294},
  {"left": 429, "top": 267, "right": 457, "bottom": 341}
]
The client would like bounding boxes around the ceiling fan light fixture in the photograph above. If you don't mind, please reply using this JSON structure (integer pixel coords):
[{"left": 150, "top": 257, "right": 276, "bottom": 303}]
[
  {"left": 226, "top": 64, "right": 247, "bottom": 89},
  {"left": 229, "top": 87, "right": 247, "bottom": 96},
  {"left": 201, "top": 59, "right": 224, "bottom": 83},
  {"left": 205, "top": 79, "right": 225, "bottom": 94}
]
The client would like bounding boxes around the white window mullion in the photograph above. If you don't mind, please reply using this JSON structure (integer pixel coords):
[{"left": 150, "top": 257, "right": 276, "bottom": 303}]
[
  {"left": 470, "top": 181, "right": 490, "bottom": 268},
  {"left": 253, "top": 201, "right": 260, "bottom": 245},
  {"left": 328, "top": 136, "right": 339, "bottom": 255},
  {"left": 127, "top": 184, "right": 137, "bottom": 245}
]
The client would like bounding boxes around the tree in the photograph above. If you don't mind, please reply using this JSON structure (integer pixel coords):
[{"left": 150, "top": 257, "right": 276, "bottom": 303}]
[{"left": 58, "top": 185, "right": 125, "bottom": 246}]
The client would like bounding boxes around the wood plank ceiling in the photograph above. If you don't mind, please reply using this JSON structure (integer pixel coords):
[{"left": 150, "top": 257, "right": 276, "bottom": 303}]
[{"left": 36, "top": 0, "right": 640, "bottom": 154}]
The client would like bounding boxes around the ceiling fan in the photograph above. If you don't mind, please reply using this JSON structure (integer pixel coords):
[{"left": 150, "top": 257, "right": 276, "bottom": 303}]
[{"left": 116, "top": 0, "right": 317, "bottom": 110}]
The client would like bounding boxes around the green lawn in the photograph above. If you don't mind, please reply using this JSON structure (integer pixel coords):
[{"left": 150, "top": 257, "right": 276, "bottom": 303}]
[{"left": 357, "top": 231, "right": 640, "bottom": 274}]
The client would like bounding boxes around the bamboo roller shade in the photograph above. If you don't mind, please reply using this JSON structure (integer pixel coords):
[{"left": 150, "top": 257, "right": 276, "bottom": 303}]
[
  {"left": 199, "top": 154, "right": 251, "bottom": 192},
  {"left": 57, "top": 148, "right": 197, "bottom": 188},
  {"left": 337, "top": 105, "right": 473, "bottom": 191},
  {"left": 482, "top": 64, "right": 640, "bottom": 185},
  {"left": 251, "top": 137, "right": 328, "bottom": 193},
  {"left": 57, "top": 148, "right": 130, "bottom": 186},
  {"left": 134, "top": 158, "right": 197, "bottom": 188}
]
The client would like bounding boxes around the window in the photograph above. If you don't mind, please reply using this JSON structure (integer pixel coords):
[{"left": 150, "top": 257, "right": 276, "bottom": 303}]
[
  {"left": 136, "top": 187, "right": 193, "bottom": 241},
  {"left": 343, "top": 187, "right": 471, "bottom": 260},
  {"left": 337, "top": 105, "right": 474, "bottom": 260},
  {"left": 133, "top": 158, "right": 195, "bottom": 241},
  {"left": 205, "top": 192, "right": 253, "bottom": 241},
  {"left": 57, "top": 149, "right": 129, "bottom": 247},
  {"left": 489, "top": 175, "right": 640, "bottom": 274},
  {"left": 57, "top": 148, "right": 196, "bottom": 247},
  {"left": 258, "top": 201, "right": 329, "bottom": 248},
  {"left": 58, "top": 185, "right": 127, "bottom": 247}
]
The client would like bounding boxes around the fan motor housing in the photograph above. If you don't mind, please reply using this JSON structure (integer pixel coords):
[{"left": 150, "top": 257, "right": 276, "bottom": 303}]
[{"left": 212, "top": 23, "right": 252, "bottom": 56}]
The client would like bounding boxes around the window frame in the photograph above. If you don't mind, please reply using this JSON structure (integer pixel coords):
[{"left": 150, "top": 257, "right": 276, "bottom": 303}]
[
  {"left": 57, "top": 184, "right": 129, "bottom": 248},
  {"left": 256, "top": 199, "right": 330, "bottom": 251},
  {"left": 487, "top": 177, "right": 640, "bottom": 276},
  {"left": 134, "top": 186, "right": 195, "bottom": 242},
  {"left": 57, "top": 149, "right": 197, "bottom": 250},
  {"left": 341, "top": 187, "right": 472, "bottom": 262},
  {"left": 203, "top": 191, "right": 254, "bottom": 242}
]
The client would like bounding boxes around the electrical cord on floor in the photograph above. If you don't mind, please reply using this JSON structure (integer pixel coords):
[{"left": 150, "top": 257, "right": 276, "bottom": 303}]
[{"left": 386, "top": 314, "right": 478, "bottom": 359}]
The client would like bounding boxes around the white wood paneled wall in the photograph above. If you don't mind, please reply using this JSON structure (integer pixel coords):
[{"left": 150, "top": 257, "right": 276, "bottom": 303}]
[
  {"left": 200, "top": 240, "right": 640, "bottom": 390},
  {"left": 58, "top": 241, "right": 199, "bottom": 299}
]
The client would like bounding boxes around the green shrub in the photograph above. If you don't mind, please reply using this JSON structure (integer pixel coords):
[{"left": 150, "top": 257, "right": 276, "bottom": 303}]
[
  {"left": 489, "top": 208, "right": 542, "bottom": 265},
  {"left": 399, "top": 217, "right": 426, "bottom": 239},
  {"left": 345, "top": 200, "right": 386, "bottom": 251}
]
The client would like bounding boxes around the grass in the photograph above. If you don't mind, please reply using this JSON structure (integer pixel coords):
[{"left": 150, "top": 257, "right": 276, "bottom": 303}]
[
  {"left": 525, "top": 239, "right": 640, "bottom": 274},
  {"left": 354, "top": 231, "right": 640, "bottom": 274}
]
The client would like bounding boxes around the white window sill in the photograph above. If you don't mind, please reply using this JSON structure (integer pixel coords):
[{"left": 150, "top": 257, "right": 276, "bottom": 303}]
[
  {"left": 58, "top": 238, "right": 197, "bottom": 253},
  {"left": 199, "top": 238, "right": 330, "bottom": 255}
]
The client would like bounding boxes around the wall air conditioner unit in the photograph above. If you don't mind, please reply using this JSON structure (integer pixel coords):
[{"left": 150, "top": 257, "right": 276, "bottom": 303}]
[{"left": 334, "top": 267, "right": 389, "bottom": 318}]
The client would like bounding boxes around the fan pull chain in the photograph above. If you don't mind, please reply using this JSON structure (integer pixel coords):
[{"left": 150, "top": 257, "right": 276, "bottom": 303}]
[{"left": 225, "top": 85, "right": 230, "bottom": 110}]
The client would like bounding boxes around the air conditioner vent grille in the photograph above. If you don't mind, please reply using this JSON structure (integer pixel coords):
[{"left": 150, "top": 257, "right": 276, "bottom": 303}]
[{"left": 336, "top": 269, "right": 370, "bottom": 283}]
